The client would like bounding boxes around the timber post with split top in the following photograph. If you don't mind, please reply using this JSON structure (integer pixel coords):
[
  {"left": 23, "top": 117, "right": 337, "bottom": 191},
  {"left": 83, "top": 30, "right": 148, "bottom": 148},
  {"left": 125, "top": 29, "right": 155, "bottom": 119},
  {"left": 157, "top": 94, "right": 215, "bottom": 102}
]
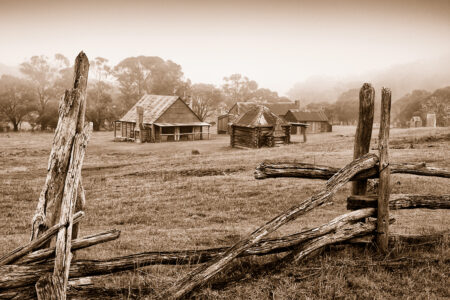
[
  {"left": 352, "top": 83, "right": 375, "bottom": 195},
  {"left": 377, "top": 87, "right": 392, "bottom": 253}
]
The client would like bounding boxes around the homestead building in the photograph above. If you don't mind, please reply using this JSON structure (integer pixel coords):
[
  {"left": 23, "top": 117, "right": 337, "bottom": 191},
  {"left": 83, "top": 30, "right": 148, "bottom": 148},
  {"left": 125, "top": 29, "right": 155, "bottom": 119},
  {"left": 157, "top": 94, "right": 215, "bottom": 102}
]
[
  {"left": 284, "top": 110, "right": 332, "bottom": 134},
  {"left": 409, "top": 116, "right": 422, "bottom": 128},
  {"left": 114, "top": 94, "right": 210, "bottom": 143},
  {"left": 230, "top": 105, "right": 291, "bottom": 148},
  {"left": 218, "top": 100, "right": 300, "bottom": 134}
]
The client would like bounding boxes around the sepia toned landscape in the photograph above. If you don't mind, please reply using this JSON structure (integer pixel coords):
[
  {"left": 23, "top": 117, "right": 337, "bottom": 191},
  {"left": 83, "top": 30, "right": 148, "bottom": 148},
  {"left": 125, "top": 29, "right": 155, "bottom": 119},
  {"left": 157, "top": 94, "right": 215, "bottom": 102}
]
[
  {"left": 1, "top": 0, "right": 449, "bottom": 299},
  {"left": 1, "top": 124, "right": 449, "bottom": 298}
]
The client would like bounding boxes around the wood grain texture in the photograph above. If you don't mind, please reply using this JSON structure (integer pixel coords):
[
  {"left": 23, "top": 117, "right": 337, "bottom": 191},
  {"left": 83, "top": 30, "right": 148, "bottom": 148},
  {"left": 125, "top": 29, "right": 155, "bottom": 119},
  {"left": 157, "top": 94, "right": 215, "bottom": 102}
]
[
  {"left": 346, "top": 194, "right": 450, "bottom": 210},
  {"left": 352, "top": 83, "right": 375, "bottom": 195},
  {"left": 254, "top": 161, "right": 450, "bottom": 180},
  {"left": 18, "top": 230, "right": 120, "bottom": 265},
  {"left": 163, "top": 154, "right": 378, "bottom": 299},
  {"left": 0, "top": 212, "right": 84, "bottom": 267},
  {"left": 44, "top": 124, "right": 91, "bottom": 299},
  {"left": 31, "top": 52, "right": 90, "bottom": 242},
  {"left": 377, "top": 87, "right": 391, "bottom": 254}
]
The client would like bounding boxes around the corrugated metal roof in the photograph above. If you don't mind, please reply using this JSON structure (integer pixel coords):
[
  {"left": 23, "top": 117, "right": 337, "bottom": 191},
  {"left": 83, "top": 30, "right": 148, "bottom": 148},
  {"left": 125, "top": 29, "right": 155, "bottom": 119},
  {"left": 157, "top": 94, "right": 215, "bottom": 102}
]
[
  {"left": 234, "top": 105, "right": 289, "bottom": 128},
  {"left": 119, "top": 94, "right": 180, "bottom": 124},
  {"left": 288, "top": 110, "right": 330, "bottom": 122}
]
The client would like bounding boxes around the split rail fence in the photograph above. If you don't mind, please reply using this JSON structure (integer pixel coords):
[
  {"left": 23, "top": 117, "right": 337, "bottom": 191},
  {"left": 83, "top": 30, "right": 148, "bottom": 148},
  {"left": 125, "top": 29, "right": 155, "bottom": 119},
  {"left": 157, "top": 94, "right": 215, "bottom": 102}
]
[{"left": 0, "top": 53, "right": 448, "bottom": 300}]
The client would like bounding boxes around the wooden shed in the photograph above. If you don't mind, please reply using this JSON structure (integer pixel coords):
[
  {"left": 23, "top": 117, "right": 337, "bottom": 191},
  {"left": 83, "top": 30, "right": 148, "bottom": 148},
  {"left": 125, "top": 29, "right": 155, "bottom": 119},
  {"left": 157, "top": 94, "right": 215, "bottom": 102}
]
[
  {"left": 284, "top": 110, "right": 332, "bottom": 133},
  {"left": 114, "top": 94, "right": 210, "bottom": 143},
  {"left": 410, "top": 116, "right": 422, "bottom": 128},
  {"left": 230, "top": 105, "right": 291, "bottom": 148},
  {"left": 218, "top": 100, "right": 300, "bottom": 134}
]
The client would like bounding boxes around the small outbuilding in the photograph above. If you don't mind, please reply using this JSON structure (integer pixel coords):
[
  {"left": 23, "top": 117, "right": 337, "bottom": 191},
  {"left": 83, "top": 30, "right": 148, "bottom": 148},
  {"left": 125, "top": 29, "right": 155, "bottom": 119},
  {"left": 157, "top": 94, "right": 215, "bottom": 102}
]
[
  {"left": 230, "top": 105, "right": 291, "bottom": 148},
  {"left": 426, "top": 113, "right": 436, "bottom": 127},
  {"left": 410, "top": 116, "right": 422, "bottom": 128},
  {"left": 114, "top": 94, "right": 210, "bottom": 143},
  {"left": 218, "top": 100, "right": 300, "bottom": 134},
  {"left": 284, "top": 110, "right": 332, "bottom": 134}
]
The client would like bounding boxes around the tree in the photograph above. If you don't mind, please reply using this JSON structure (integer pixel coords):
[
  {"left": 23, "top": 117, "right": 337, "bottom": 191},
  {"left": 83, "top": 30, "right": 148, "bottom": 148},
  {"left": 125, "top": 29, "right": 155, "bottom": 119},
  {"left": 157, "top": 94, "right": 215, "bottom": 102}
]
[
  {"left": 86, "top": 57, "right": 114, "bottom": 131},
  {"left": 190, "top": 83, "right": 224, "bottom": 121},
  {"left": 114, "top": 56, "right": 186, "bottom": 111},
  {"left": 421, "top": 86, "right": 450, "bottom": 126},
  {"left": 392, "top": 90, "right": 431, "bottom": 127},
  {"left": 222, "top": 74, "right": 258, "bottom": 104},
  {"left": 0, "top": 75, "right": 36, "bottom": 131},
  {"left": 334, "top": 88, "right": 359, "bottom": 124},
  {"left": 306, "top": 101, "right": 336, "bottom": 123},
  {"left": 20, "top": 54, "right": 70, "bottom": 129}
]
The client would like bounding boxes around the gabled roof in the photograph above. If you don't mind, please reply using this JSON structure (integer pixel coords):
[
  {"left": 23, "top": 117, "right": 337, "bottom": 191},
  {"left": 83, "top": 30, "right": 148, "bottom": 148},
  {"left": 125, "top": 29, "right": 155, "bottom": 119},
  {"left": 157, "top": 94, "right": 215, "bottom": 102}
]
[
  {"left": 235, "top": 105, "right": 289, "bottom": 128},
  {"left": 411, "top": 116, "right": 422, "bottom": 121},
  {"left": 287, "top": 110, "right": 329, "bottom": 122},
  {"left": 228, "top": 102, "right": 259, "bottom": 115},
  {"left": 119, "top": 94, "right": 181, "bottom": 124},
  {"left": 229, "top": 101, "right": 298, "bottom": 116},
  {"left": 265, "top": 102, "right": 298, "bottom": 116}
]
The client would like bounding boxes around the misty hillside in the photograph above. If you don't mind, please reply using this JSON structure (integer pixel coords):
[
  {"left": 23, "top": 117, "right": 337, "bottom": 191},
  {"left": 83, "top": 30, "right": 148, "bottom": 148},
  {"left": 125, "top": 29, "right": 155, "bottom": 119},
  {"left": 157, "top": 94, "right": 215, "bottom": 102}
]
[
  {"left": 0, "top": 63, "right": 20, "bottom": 77},
  {"left": 288, "top": 54, "right": 450, "bottom": 104}
]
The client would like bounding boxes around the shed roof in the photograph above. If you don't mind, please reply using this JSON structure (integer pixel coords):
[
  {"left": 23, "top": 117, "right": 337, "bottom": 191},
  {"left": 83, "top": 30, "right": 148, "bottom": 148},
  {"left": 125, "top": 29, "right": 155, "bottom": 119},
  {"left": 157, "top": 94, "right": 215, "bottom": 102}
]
[
  {"left": 265, "top": 102, "right": 298, "bottom": 115},
  {"left": 234, "top": 105, "right": 289, "bottom": 128},
  {"left": 119, "top": 94, "right": 183, "bottom": 124},
  {"left": 229, "top": 102, "right": 259, "bottom": 115},
  {"left": 229, "top": 101, "right": 298, "bottom": 116},
  {"left": 287, "top": 110, "right": 329, "bottom": 122}
]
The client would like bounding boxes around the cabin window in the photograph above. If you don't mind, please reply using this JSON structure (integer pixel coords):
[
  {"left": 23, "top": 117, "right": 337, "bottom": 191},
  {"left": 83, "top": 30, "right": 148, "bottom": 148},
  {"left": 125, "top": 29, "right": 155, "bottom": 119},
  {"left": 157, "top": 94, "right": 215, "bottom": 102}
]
[
  {"left": 180, "top": 126, "right": 193, "bottom": 134},
  {"left": 161, "top": 127, "right": 175, "bottom": 134}
]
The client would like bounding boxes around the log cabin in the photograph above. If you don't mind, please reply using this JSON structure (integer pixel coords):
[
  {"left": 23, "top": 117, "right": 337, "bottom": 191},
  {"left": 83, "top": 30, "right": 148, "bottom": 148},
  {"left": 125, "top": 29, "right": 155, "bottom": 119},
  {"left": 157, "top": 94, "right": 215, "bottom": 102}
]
[
  {"left": 230, "top": 105, "right": 291, "bottom": 148},
  {"left": 114, "top": 94, "right": 210, "bottom": 142},
  {"left": 284, "top": 110, "right": 332, "bottom": 134},
  {"left": 218, "top": 100, "right": 300, "bottom": 134}
]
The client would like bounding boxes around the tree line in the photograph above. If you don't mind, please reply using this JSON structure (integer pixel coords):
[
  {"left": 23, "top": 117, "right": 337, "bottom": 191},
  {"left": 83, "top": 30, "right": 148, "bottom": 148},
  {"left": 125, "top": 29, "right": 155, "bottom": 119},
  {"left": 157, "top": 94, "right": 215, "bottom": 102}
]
[
  {"left": 1, "top": 54, "right": 448, "bottom": 131},
  {"left": 305, "top": 86, "right": 449, "bottom": 127},
  {"left": 0, "top": 55, "right": 290, "bottom": 131}
]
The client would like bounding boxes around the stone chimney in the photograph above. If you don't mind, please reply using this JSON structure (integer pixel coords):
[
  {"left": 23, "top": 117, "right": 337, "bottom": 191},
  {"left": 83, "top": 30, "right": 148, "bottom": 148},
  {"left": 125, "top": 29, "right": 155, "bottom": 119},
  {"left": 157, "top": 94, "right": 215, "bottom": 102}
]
[
  {"left": 136, "top": 106, "right": 144, "bottom": 130},
  {"left": 295, "top": 100, "right": 301, "bottom": 110}
]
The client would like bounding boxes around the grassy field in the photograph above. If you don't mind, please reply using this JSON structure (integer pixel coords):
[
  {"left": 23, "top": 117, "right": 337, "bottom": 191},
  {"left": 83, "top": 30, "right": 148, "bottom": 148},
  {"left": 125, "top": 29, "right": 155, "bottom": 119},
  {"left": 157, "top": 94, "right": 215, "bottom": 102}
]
[{"left": 1, "top": 126, "right": 449, "bottom": 299}]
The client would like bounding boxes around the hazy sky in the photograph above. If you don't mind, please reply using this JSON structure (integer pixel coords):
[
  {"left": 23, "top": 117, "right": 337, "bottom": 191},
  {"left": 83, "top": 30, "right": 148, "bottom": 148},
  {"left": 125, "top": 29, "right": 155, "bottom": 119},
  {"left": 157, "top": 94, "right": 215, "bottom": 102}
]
[{"left": 1, "top": 0, "right": 449, "bottom": 95}]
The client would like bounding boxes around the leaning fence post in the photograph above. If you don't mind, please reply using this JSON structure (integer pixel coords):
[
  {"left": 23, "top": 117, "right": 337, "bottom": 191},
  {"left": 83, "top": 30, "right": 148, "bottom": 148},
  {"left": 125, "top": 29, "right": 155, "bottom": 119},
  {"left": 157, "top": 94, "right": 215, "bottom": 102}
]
[
  {"left": 352, "top": 83, "right": 375, "bottom": 195},
  {"left": 377, "top": 88, "right": 391, "bottom": 253}
]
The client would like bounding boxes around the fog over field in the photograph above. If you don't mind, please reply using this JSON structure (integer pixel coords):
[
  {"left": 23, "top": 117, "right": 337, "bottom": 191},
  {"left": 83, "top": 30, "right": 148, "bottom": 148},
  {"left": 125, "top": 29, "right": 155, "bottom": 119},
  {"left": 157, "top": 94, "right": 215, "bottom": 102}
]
[{"left": 0, "top": 0, "right": 449, "bottom": 97}]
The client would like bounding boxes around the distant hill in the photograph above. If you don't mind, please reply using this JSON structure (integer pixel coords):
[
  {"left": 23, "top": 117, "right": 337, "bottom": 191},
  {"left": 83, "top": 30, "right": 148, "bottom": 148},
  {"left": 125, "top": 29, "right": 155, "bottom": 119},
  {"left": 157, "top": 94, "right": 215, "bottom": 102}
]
[
  {"left": 0, "top": 63, "right": 21, "bottom": 77},
  {"left": 288, "top": 54, "right": 450, "bottom": 104}
]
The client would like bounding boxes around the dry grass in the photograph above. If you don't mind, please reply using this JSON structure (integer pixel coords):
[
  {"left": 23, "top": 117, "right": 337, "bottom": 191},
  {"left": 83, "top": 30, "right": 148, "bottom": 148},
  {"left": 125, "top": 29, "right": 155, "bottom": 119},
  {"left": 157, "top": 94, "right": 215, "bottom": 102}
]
[{"left": 0, "top": 126, "right": 449, "bottom": 299}]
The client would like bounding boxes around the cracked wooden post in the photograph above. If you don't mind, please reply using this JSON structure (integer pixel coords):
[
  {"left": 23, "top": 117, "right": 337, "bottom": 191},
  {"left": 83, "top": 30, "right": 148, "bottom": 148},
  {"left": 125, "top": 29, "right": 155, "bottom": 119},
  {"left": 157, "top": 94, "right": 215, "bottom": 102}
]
[
  {"left": 31, "top": 52, "right": 90, "bottom": 244},
  {"left": 33, "top": 52, "right": 90, "bottom": 300},
  {"left": 352, "top": 83, "right": 375, "bottom": 195},
  {"left": 377, "top": 87, "right": 391, "bottom": 253}
]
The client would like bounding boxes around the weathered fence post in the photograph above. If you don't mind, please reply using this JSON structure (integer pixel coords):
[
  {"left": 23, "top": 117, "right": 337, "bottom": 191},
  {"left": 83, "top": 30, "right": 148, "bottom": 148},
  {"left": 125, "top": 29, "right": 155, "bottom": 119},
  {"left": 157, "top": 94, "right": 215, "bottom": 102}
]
[
  {"left": 352, "top": 83, "right": 375, "bottom": 195},
  {"left": 377, "top": 88, "right": 391, "bottom": 253},
  {"left": 32, "top": 52, "right": 90, "bottom": 300},
  {"left": 31, "top": 52, "right": 90, "bottom": 243},
  {"left": 164, "top": 154, "right": 378, "bottom": 299}
]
